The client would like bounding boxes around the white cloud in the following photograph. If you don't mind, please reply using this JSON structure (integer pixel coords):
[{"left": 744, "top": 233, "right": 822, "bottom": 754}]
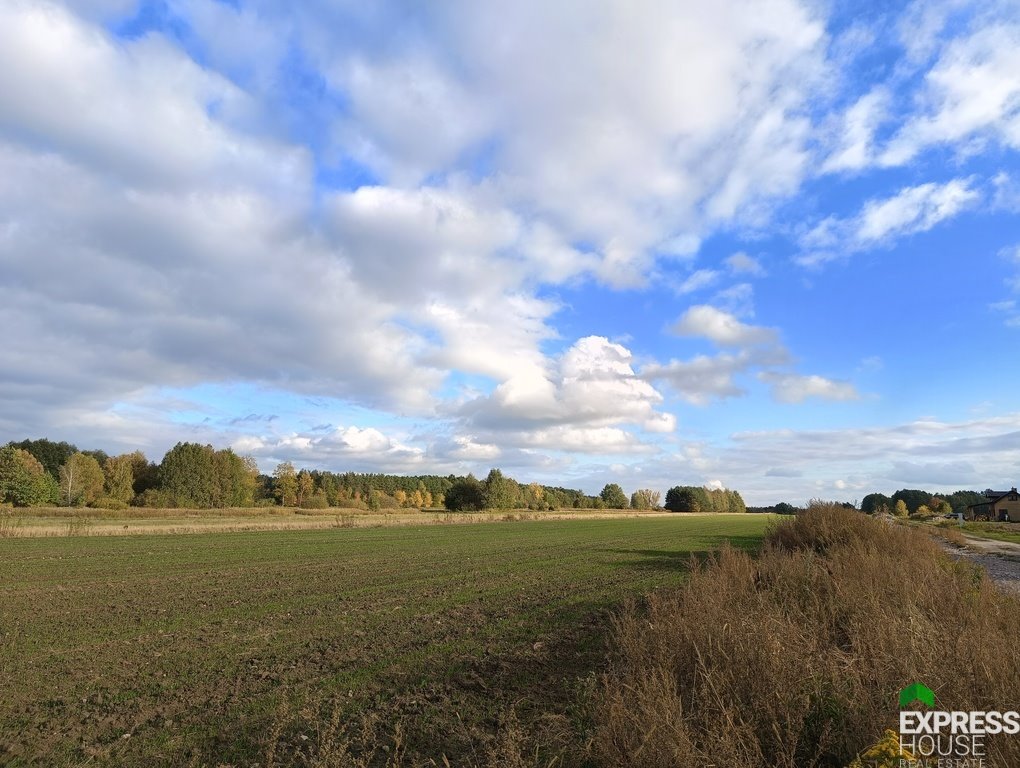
[
  {"left": 234, "top": 425, "right": 428, "bottom": 472},
  {"left": 725, "top": 252, "right": 765, "bottom": 276},
  {"left": 822, "top": 87, "right": 890, "bottom": 173},
  {"left": 284, "top": 0, "right": 829, "bottom": 286},
  {"left": 673, "top": 269, "right": 721, "bottom": 295},
  {"left": 797, "top": 178, "right": 980, "bottom": 265},
  {"left": 0, "top": 1, "right": 307, "bottom": 194},
  {"left": 856, "top": 179, "right": 979, "bottom": 243},
  {"left": 455, "top": 336, "right": 674, "bottom": 453},
  {"left": 759, "top": 372, "right": 860, "bottom": 403},
  {"left": 882, "top": 22, "right": 1020, "bottom": 165},
  {"left": 671, "top": 305, "right": 777, "bottom": 347},
  {"left": 642, "top": 353, "right": 749, "bottom": 405}
]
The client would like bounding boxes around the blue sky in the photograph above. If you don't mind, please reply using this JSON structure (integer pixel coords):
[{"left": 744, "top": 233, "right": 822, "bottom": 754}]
[{"left": 1, "top": 0, "right": 1019, "bottom": 504}]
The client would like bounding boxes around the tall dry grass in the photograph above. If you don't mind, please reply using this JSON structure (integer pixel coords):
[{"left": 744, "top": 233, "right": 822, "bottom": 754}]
[{"left": 593, "top": 503, "right": 1020, "bottom": 767}]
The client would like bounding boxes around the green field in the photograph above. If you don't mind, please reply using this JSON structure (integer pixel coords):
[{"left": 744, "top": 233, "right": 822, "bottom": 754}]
[
  {"left": 0, "top": 515, "right": 770, "bottom": 766},
  {"left": 961, "top": 521, "right": 1020, "bottom": 545}
]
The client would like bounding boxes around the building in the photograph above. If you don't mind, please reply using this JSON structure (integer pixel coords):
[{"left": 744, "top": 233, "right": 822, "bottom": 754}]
[{"left": 967, "top": 488, "right": 1020, "bottom": 521}]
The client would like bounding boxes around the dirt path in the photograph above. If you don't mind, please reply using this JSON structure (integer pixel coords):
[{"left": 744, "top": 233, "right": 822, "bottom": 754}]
[{"left": 940, "top": 536, "right": 1020, "bottom": 597}]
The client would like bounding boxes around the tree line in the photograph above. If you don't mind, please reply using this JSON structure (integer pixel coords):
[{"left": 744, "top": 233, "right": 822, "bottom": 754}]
[
  {"left": 860, "top": 489, "right": 986, "bottom": 517},
  {"left": 663, "top": 485, "right": 747, "bottom": 513},
  {"left": 0, "top": 438, "right": 745, "bottom": 513}
]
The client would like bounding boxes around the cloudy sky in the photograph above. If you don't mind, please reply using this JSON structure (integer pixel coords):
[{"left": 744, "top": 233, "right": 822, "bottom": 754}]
[{"left": 2, "top": 0, "right": 1020, "bottom": 504}]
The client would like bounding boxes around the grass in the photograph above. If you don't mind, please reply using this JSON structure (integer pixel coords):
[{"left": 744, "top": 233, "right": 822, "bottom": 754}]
[
  {"left": 594, "top": 504, "right": 1020, "bottom": 768},
  {"left": 0, "top": 514, "right": 770, "bottom": 766},
  {"left": 959, "top": 521, "right": 1020, "bottom": 545},
  {"left": 0, "top": 505, "right": 683, "bottom": 538}
]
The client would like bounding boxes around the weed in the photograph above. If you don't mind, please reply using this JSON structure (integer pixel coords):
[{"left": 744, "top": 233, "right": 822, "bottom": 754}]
[
  {"left": 65, "top": 516, "right": 92, "bottom": 537},
  {"left": 0, "top": 510, "right": 24, "bottom": 538}
]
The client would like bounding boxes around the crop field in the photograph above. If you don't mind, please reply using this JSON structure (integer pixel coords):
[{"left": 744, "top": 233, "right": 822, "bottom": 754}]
[{"left": 0, "top": 515, "right": 770, "bottom": 766}]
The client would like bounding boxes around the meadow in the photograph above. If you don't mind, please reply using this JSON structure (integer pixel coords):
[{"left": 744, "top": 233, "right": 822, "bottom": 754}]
[{"left": 0, "top": 514, "right": 770, "bottom": 766}]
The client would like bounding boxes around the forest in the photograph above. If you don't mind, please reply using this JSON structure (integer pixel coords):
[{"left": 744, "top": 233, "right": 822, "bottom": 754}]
[{"left": 0, "top": 438, "right": 729, "bottom": 513}]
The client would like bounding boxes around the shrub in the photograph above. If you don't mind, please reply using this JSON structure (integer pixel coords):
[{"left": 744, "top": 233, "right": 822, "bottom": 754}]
[
  {"left": 300, "top": 493, "right": 329, "bottom": 510},
  {"left": 90, "top": 496, "right": 129, "bottom": 510}
]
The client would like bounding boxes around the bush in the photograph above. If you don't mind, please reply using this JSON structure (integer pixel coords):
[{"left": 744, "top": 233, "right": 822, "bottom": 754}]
[
  {"left": 594, "top": 503, "right": 1020, "bottom": 768},
  {"left": 299, "top": 493, "right": 329, "bottom": 510},
  {"left": 90, "top": 496, "right": 129, "bottom": 510}
]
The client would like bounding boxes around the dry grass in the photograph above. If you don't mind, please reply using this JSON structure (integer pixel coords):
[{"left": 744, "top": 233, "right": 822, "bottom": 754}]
[
  {"left": 0, "top": 506, "right": 678, "bottom": 538},
  {"left": 593, "top": 503, "right": 1020, "bottom": 768}
]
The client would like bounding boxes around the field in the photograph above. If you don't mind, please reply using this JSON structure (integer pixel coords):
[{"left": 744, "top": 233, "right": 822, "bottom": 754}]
[
  {"left": 960, "top": 521, "right": 1020, "bottom": 545},
  {"left": 0, "top": 514, "right": 771, "bottom": 766},
  {"left": 0, "top": 505, "right": 677, "bottom": 538}
]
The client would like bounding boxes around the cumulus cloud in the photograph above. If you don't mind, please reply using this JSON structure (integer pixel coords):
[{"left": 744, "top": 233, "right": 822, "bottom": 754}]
[
  {"left": 455, "top": 336, "right": 674, "bottom": 453},
  {"left": 204, "top": 0, "right": 830, "bottom": 287},
  {"left": 641, "top": 353, "right": 750, "bottom": 405},
  {"left": 759, "top": 372, "right": 860, "bottom": 403},
  {"left": 671, "top": 305, "right": 778, "bottom": 347},
  {"left": 233, "top": 425, "right": 430, "bottom": 472},
  {"left": 725, "top": 252, "right": 765, "bottom": 276},
  {"left": 0, "top": 1, "right": 306, "bottom": 194}
]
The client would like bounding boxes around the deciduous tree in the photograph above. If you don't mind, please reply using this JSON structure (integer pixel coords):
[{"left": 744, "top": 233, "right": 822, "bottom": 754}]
[
  {"left": 600, "top": 483, "right": 629, "bottom": 509},
  {"left": 103, "top": 454, "right": 136, "bottom": 504},
  {"left": 274, "top": 462, "right": 298, "bottom": 507},
  {"left": 0, "top": 446, "right": 58, "bottom": 506},
  {"left": 59, "top": 452, "right": 104, "bottom": 507}
]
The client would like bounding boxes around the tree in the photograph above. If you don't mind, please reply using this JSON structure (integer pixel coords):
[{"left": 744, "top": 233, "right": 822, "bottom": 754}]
[
  {"left": 861, "top": 493, "right": 892, "bottom": 515},
  {"left": 103, "top": 454, "right": 137, "bottom": 504},
  {"left": 774, "top": 502, "right": 798, "bottom": 515},
  {"left": 158, "top": 443, "right": 217, "bottom": 508},
  {"left": 7, "top": 438, "right": 77, "bottom": 481},
  {"left": 274, "top": 462, "right": 298, "bottom": 507},
  {"left": 725, "top": 489, "right": 747, "bottom": 514},
  {"left": 445, "top": 475, "right": 485, "bottom": 511},
  {"left": 915, "top": 504, "right": 932, "bottom": 517},
  {"left": 59, "top": 452, "right": 104, "bottom": 506},
  {"left": 600, "top": 483, "right": 629, "bottom": 509},
  {"left": 212, "top": 450, "right": 259, "bottom": 507},
  {"left": 630, "top": 488, "right": 660, "bottom": 510},
  {"left": 296, "top": 470, "right": 315, "bottom": 506},
  {"left": 894, "top": 499, "right": 909, "bottom": 517},
  {"left": 0, "top": 446, "right": 58, "bottom": 506},
  {"left": 891, "top": 489, "right": 929, "bottom": 515},
  {"left": 664, "top": 485, "right": 710, "bottom": 513},
  {"left": 483, "top": 468, "right": 521, "bottom": 509}
]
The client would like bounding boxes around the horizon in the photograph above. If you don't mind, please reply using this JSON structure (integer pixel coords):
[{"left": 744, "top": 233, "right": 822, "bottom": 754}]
[{"left": 3, "top": 1, "right": 1020, "bottom": 505}]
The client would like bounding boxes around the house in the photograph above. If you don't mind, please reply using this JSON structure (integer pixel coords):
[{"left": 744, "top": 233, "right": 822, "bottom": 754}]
[{"left": 967, "top": 488, "right": 1020, "bottom": 521}]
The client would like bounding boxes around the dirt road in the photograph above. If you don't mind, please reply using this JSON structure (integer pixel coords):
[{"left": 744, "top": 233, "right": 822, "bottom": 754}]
[{"left": 942, "top": 536, "right": 1020, "bottom": 596}]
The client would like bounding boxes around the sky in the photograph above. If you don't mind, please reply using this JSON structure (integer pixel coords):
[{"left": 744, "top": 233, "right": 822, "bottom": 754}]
[{"left": 2, "top": 0, "right": 1020, "bottom": 505}]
